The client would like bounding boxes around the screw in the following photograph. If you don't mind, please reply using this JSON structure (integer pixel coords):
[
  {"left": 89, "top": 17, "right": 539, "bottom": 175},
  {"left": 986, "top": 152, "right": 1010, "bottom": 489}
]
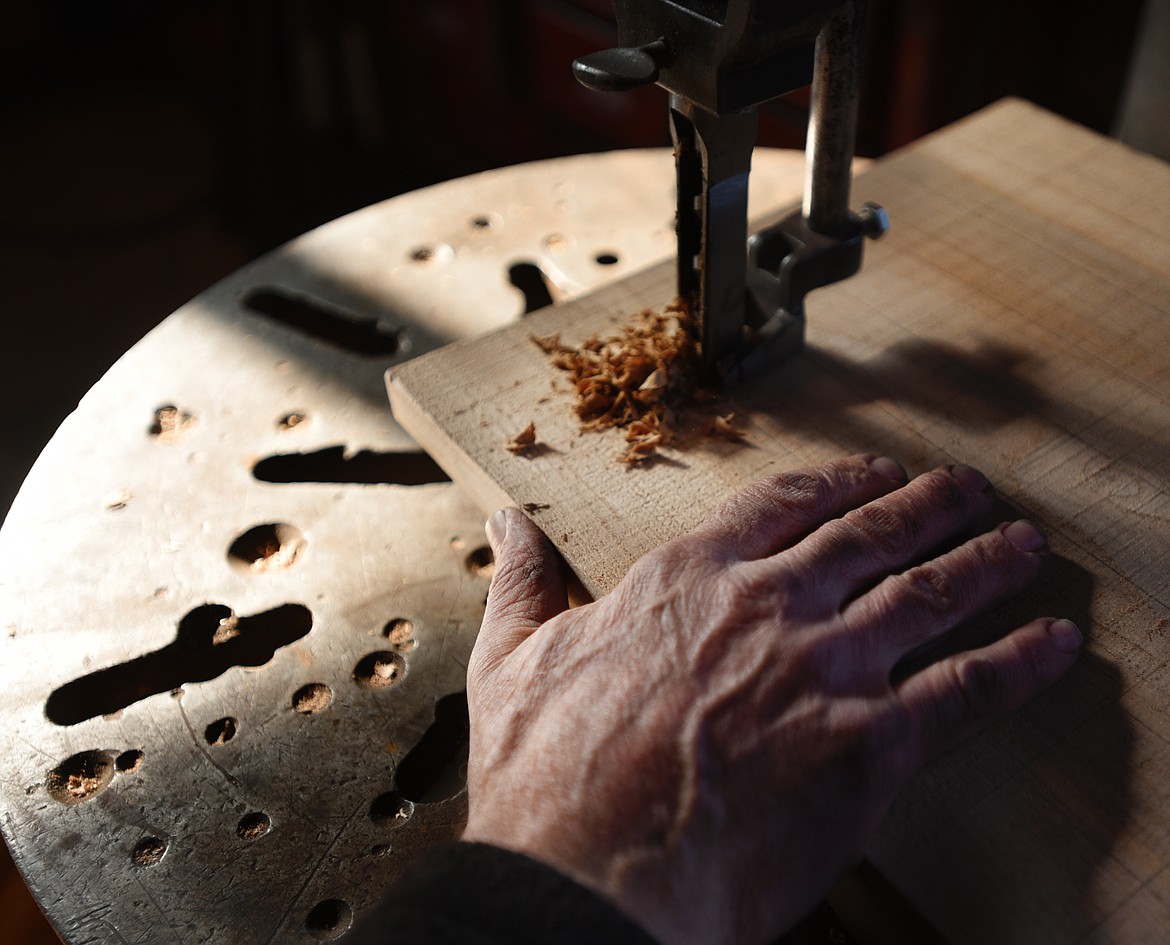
[{"left": 858, "top": 202, "right": 890, "bottom": 239}]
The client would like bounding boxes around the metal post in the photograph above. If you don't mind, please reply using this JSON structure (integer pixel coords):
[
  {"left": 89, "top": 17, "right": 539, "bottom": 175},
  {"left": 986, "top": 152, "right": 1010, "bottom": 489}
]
[{"left": 803, "top": 0, "right": 865, "bottom": 235}]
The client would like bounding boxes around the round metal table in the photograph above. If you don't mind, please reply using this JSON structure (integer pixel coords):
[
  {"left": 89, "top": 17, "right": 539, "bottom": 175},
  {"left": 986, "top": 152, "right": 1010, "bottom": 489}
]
[{"left": 0, "top": 149, "right": 809, "bottom": 944}]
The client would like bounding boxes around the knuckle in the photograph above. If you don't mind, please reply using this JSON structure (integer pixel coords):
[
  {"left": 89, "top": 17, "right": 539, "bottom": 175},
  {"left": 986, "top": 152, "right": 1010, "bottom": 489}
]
[
  {"left": 920, "top": 467, "right": 978, "bottom": 511},
  {"left": 838, "top": 502, "right": 917, "bottom": 558},
  {"left": 951, "top": 655, "right": 1003, "bottom": 719},
  {"left": 731, "top": 561, "right": 807, "bottom": 614},
  {"left": 489, "top": 557, "right": 536, "bottom": 603},
  {"left": 752, "top": 468, "right": 836, "bottom": 518},
  {"left": 889, "top": 469, "right": 971, "bottom": 529},
  {"left": 899, "top": 563, "right": 955, "bottom": 615},
  {"left": 636, "top": 538, "right": 710, "bottom": 583},
  {"left": 740, "top": 556, "right": 797, "bottom": 593},
  {"left": 487, "top": 555, "right": 554, "bottom": 616}
]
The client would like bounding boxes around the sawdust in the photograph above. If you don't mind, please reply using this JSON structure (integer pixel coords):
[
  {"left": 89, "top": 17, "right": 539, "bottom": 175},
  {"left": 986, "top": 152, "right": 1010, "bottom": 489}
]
[
  {"left": 132, "top": 837, "right": 167, "bottom": 867},
  {"left": 532, "top": 298, "right": 745, "bottom": 463},
  {"left": 506, "top": 422, "right": 538, "bottom": 455},
  {"left": 63, "top": 773, "right": 99, "bottom": 798},
  {"left": 229, "top": 523, "right": 306, "bottom": 572},
  {"left": 354, "top": 651, "right": 406, "bottom": 690},
  {"left": 116, "top": 749, "right": 145, "bottom": 774},
  {"left": 251, "top": 537, "right": 300, "bottom": 571},
  {"left": 211, "top": 613, "right": 241, "bottom": 645},
  {"left": 707, "top": 413, "right": 746, "bottom": 443},
  {"left": 369, "top": 791, "right": 414, "bottom": 826},
  {"left": 46, "top": 750, "right": 114, "bottom": 804},
  {"left": 149, "top": 405, "right": 196, "bottom": 442},
  {"left": 278, "top": 411, "right": 308, "bottom": 431},
  {"left": 237, "top": 812, "right": 271, "bottom": 840},
  {"left": 205, "top": 717, "right": 238, "bottom": 745},
  {"left": 293, "top": 683, "right": 333, "bottom": 714},
  {"left": 384, "top": 618, "right": 418, "bottom": 652}
]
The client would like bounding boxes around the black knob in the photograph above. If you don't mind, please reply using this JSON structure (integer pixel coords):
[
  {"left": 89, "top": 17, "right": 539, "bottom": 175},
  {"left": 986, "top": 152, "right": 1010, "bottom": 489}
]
[{"left": 572, "top": 38, "right": 670, "bottom": 92}]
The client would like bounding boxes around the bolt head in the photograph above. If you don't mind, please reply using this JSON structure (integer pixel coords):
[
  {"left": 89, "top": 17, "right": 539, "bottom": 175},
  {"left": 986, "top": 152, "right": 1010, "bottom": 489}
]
[{"left": 859, "top": 202, "right": 890, "bottom": 239}]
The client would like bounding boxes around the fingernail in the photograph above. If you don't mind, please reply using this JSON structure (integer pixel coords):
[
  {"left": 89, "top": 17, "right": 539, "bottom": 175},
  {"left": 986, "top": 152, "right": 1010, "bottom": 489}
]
[
  {"left": 1003, "top": 519, "right": 1047, "bottom": 553},
  {"left": 486, "top": 509, "right": 508, "bottom": 554},
  {"left": 1047, "top": 618, "right": 1083, "bottom": 654},
  {"left": 950, "top": 464, "right": 990, "bottom": 492},
  {"left": 871, "top": 455, "right": 907, "bottom": 481}
]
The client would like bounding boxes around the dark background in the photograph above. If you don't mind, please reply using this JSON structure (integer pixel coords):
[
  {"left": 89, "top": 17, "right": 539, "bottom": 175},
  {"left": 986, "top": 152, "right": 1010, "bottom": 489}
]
[
  {"left": 0, "top": 0, "right": 1154, "bottom": 517},
  {"left": 0, "top": 1, "right": 1161, "bottom": 939}
]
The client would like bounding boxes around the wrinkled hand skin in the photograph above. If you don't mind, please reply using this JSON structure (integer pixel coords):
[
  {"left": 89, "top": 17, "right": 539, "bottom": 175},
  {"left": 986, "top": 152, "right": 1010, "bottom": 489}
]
[{"left": 461, "top": 455, "right": 1081, "bottom": 945}]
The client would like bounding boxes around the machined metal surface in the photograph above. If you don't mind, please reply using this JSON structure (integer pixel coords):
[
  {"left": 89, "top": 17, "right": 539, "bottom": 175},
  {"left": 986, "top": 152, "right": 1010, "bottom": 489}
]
[{"left": 0, "top": 149, "right": 810, "bottom": 944}]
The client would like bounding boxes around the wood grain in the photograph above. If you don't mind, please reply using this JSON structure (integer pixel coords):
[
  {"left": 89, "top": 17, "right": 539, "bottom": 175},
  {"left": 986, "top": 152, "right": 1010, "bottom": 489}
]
[{"left": 389, "top": 99, "right": 1170, "bottom": 943}]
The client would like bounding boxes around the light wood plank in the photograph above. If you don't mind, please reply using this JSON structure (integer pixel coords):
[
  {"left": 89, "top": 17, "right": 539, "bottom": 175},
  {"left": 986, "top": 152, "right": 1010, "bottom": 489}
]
[{"left": 389, "top": 99, "right": 1170, "bottom": 943}]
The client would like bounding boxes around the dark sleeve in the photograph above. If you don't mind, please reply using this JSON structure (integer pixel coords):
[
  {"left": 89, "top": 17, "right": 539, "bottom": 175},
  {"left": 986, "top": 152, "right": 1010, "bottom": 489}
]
[{"left": 347, "top": 841, "right": 661, "bottom": 945}]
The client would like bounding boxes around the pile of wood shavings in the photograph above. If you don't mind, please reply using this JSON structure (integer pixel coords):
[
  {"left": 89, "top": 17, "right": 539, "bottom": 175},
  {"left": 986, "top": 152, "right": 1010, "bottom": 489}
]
[{"left": 532, "top": 298, "right": 742, "bottom": 464}]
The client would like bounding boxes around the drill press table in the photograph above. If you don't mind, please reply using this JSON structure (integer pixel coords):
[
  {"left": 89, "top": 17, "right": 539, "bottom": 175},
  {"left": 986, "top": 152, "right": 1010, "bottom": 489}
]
[{"left": 0, "top": 148, "right": 815, "bottom": 944}]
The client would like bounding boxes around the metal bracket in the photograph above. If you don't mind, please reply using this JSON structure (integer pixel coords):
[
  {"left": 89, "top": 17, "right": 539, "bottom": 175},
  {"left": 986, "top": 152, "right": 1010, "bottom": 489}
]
[{"left": 574, "top": 0, "right": 887, "bottom": 385}]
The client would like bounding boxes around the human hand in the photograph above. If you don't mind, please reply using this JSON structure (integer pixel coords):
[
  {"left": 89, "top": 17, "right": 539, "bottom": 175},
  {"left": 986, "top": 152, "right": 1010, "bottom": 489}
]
[{"left": 460, "top": 455, "right": 1081, "bottom": 945}]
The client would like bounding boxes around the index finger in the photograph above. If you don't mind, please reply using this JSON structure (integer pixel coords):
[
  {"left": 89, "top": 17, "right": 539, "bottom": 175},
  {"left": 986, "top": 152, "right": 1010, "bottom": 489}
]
[{"left": 691, "top": 454, "right": 909, "bottom": 561}]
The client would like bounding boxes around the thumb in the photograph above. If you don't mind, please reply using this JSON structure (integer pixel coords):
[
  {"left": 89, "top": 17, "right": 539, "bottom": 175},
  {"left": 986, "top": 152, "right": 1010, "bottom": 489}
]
[{"left": 475, "top": 508, "right": 569, "bottom": 668}]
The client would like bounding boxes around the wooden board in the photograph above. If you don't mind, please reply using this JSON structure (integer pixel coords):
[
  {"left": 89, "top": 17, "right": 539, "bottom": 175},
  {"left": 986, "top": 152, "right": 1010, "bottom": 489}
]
[{"left": 389, "top": 99, "right": 1170, "bottom": 943}]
